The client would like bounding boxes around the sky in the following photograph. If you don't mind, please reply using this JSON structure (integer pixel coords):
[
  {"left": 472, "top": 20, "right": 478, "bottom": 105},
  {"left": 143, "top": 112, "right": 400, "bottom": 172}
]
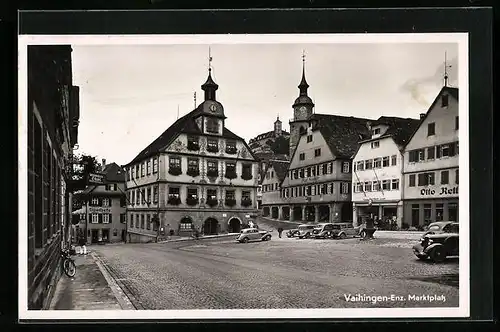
[{"left": 71, "top": 42, "right": 458, "bottom": 166}]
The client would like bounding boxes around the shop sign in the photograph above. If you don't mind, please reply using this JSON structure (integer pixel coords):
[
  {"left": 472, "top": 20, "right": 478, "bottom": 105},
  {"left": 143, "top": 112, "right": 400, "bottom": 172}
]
[
  {"left": 301, "top": 176, "right": 320, "bottom": 184},
  {"left": 88, "top": 207, "right": 112, "bottom": 214},
  {"left": 420, "top": 186, "right": 459, "bottom": 196},
  {"left": 88, "top": 173, "right": 105, "bottom": 184},
  {"left": 362, "top": 197, "right": 387, "bottom": 202}
]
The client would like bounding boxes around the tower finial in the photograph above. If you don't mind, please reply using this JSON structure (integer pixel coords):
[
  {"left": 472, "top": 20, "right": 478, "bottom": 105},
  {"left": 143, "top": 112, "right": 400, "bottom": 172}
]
[
  {"left": 208, "top": 46, "right": 213, "bottom": 73},
  {"left": 444, "top": 51, "right": 452, "bottom": 87}
]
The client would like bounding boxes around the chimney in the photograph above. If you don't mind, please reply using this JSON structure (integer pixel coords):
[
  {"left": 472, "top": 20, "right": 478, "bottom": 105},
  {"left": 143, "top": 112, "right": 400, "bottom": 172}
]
[
  {"left": 101, "top": 159, "right": 106, "bottom": 171},
  {"left": 419, "top": 113, "right": 425, "bottom": 119}
]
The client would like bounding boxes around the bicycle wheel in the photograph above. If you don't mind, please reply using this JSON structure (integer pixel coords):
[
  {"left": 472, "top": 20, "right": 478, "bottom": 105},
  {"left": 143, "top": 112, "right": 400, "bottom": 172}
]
[{"left": 63, "top": 259, "right": 76, "bottom": 277}]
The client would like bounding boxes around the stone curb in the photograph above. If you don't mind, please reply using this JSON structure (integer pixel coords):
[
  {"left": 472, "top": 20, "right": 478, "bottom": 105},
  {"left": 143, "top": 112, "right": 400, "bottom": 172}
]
[
  {"left": 157, "top": 233, "right": 239, "bottom": 244},
  {"left": 91, "top": 252, "right": 136, "bottom": 310}
]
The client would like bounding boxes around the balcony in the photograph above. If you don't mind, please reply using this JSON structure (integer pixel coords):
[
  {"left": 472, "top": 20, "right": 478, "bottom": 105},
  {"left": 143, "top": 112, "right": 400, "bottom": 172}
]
[
  {"left": 241, "top": 171, "right": 253, "bottom": 181},
  {"left": 167, "top": 196, "right": 181, "bottom": 205},
  {"left": 187, "top": 168, "right": 200, "bottom": 177},
  {"left": 225, "top": 146, "right": 237, "bottom": 155},
  {"left": 186, "top": 197, "right": 199, "bottom": 206},
  {"left": 224, "top": 170, "right": 237, "bottom": 180},
  {"left": 207, "top": 169, "right": 219, "bottom": 178},
  {"left": 241, "top": 199, "right": 252, "bottom": 207},
  {"left": 206, "top": 198, "right": 218, "bottom": 207},
  {"left": 207, "top": 145, "right": 219, "bottom": 153},
  {"left": 225, "top": 199, "right": 236, "bottom": 207},
  {"left": 168, "top": 167, "right": 182, "bottom": 176},
  {"left": 187, "top": 141, "right": 200, "bottom": 151}
]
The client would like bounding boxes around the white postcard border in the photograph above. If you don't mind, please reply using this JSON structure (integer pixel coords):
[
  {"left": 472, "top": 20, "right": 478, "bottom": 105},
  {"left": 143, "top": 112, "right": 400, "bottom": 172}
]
[{"left": 18, "top": 33, "right": 469, "bottom": 320}]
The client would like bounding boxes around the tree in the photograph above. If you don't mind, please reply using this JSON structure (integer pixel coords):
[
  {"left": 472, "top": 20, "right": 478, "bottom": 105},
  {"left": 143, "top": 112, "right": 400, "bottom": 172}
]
[
  {"left": 69, "top": 153, "right": 101, "bottom": 193},
  {"left": 269, "top": 136, "right": 290, "bottom": 155}
]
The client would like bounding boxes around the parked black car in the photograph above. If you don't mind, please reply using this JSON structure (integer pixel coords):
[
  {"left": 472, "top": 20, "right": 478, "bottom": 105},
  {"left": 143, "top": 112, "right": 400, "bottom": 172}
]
[{"left": 412, "top": 231, "right": 459, "bottom": 262}]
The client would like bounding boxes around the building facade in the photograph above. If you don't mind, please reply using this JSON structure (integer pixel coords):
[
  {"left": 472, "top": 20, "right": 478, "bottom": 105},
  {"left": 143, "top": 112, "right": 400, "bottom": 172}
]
[
  {"left": 261, "top": 159, "right": 290, "bottom": 219},
  {"left": 266, "top": 58, "right": 372, "bottom": 224},
  {"left": 76, "top": 162, "right": 127, "bottom": 244},
  {"left": 352, "top": 117, "right": 420, "bottom": 227},
  {"left": 27, "top": 45, "right": 80, "bottom": 309},
  {"left": 402, "top": 86, "right": 459, "bottom": 227},
  {"left": 124, "top": 67, "right": 259, "bottom": 243}
]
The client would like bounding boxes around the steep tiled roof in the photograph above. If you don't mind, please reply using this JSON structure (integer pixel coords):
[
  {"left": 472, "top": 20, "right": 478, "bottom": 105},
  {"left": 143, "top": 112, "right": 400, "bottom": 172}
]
[
  {"left": 80, "top": 162, "right": 125, "bottom": 195},
  {"left": 311, "top": 113, "right": 374, "bottom": 159},
  {"left": 266, "top": 160, "right": 290, "bottom": 182},
  {"left": 102, "top": 162, "right": 126, "bottom": 182},
  {"left": 126, "top": 103, "right": 246, "bottom": 165},
  {"left": 376, "top": 117, "right": 421, "bottom": 147}
]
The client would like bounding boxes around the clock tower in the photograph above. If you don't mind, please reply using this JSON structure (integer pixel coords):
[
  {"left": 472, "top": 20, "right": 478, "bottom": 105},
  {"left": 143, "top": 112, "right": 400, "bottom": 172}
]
[{"left": 289, "top": 52, "right": 314, "bottom": 157}]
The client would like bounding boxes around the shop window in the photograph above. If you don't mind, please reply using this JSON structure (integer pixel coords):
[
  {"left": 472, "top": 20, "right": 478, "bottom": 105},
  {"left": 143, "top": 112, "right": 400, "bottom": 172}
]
[
  {"left": 423, "top": 204, "right": 432, "bottom": 224},
  {"left": 130, "top": 215, "right": 134, "bottom": 228},
  {"left": 146, "top": 215, "right": 151, "bottom": 230},
  {"left": 436, "top": 204, "right": 444, "bottom": 221},
  {"left": 411, "top": 204, "right": 420, "bottom": 227}
]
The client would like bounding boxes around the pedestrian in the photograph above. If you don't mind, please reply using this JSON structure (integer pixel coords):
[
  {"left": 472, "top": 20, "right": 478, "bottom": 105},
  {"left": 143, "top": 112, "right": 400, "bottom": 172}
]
[{"left": 278, "top": 227, "right": 283, "bottom": 238}]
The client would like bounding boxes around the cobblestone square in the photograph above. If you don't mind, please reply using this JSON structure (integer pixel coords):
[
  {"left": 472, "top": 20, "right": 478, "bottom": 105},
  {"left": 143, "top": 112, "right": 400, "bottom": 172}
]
[{"left": 92, "top": 234, "right": 459, "bottom": 310}]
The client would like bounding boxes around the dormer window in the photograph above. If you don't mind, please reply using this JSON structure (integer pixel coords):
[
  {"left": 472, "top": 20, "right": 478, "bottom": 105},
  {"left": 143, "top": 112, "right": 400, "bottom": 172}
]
[
  {"left": 372, "top": 128, "right": 381, "bottom": 136},
  {"left": 187, "top": 136, "right": 200, "bottom": 151},
  {"left": 206, "top": 118, "right": 219, "bottom": 134},
  {"left": 441, "top": 94, "right": 449, "bottom": 108}
]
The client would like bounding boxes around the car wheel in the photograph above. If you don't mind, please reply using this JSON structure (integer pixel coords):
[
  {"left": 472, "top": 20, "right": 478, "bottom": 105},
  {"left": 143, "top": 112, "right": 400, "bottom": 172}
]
[
  {"left": 430, "top": 246, "right": 446, "bottom": 263},
  {"left": 360, "top": 231, "right": 367, "bottom": 238},
  {"left": 265, "top": 235, "right": 271, "bottom": 241},
  {"left": 305, "top": 233, "right": 310, "bottom": 239},
  {"left": 242, "top": 237, "right": 249, "bottom": 243},
  {"left": 416, "top": 254, "right": 427, "bottom": 261},
  {"left": 339, "top": 233, "right": 347, "bottom": 239}
]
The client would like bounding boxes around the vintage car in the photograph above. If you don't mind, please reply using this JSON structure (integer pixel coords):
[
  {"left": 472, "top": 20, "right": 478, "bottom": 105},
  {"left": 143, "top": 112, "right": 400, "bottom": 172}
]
[
  {"left": 297, "top": 224, "right": 317, "bottom": 239},
  {"left": 286, "top": 228, "right": 300, "bottom": 238},
  {"left": 236, "top": 228, "right": 272, "bottom": 243},
  {"left": 423, "top": 221, "right": 459, "bottom": 236},
  {"left": 311, "top": 223, "right": 335, "bottom": 239},
  {"left": 412, "top": 230, "right": 459, "bottom": 262},
  {"left": 331, "top": 222, "right": 363, "bottom": 239}
]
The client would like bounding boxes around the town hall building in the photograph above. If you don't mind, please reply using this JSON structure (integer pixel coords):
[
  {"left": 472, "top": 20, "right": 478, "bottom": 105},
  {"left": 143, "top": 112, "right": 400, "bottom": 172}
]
[{"left": 124, "top": 64, "right": 259, "bottom": 242}]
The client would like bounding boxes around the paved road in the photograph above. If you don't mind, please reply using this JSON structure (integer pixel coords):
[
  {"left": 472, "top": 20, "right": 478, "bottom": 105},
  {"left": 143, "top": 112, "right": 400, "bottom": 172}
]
[{"left": 92, "top": 235, "right": 459, "bottom": 310}]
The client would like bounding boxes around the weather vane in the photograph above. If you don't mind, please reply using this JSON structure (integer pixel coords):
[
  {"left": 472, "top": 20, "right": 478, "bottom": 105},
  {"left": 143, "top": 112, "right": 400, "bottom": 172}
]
[
  {"left": 208, "top": 46, "right": 213, "bottom": 72},
  {"left": 444, "top": 51, "right": 452, "bottom": 87},
  {"left": 302, "top": 49, "right": 306, "bottom": 63}
]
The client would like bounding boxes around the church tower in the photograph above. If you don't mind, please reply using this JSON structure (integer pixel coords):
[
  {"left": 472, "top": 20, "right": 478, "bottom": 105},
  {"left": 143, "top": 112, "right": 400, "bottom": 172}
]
[
  {"left": 274, "top": 115, "right": 283, "bottom": 137},
  {"left": 289, "top": 52, "right": 314, "bottom": 157}
]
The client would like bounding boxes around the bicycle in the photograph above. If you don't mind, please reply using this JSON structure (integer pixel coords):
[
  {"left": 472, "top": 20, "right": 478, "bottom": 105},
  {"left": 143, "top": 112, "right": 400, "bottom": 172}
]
[{"left": 61, "top": 248, "right": 76, "bottom": 277}]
